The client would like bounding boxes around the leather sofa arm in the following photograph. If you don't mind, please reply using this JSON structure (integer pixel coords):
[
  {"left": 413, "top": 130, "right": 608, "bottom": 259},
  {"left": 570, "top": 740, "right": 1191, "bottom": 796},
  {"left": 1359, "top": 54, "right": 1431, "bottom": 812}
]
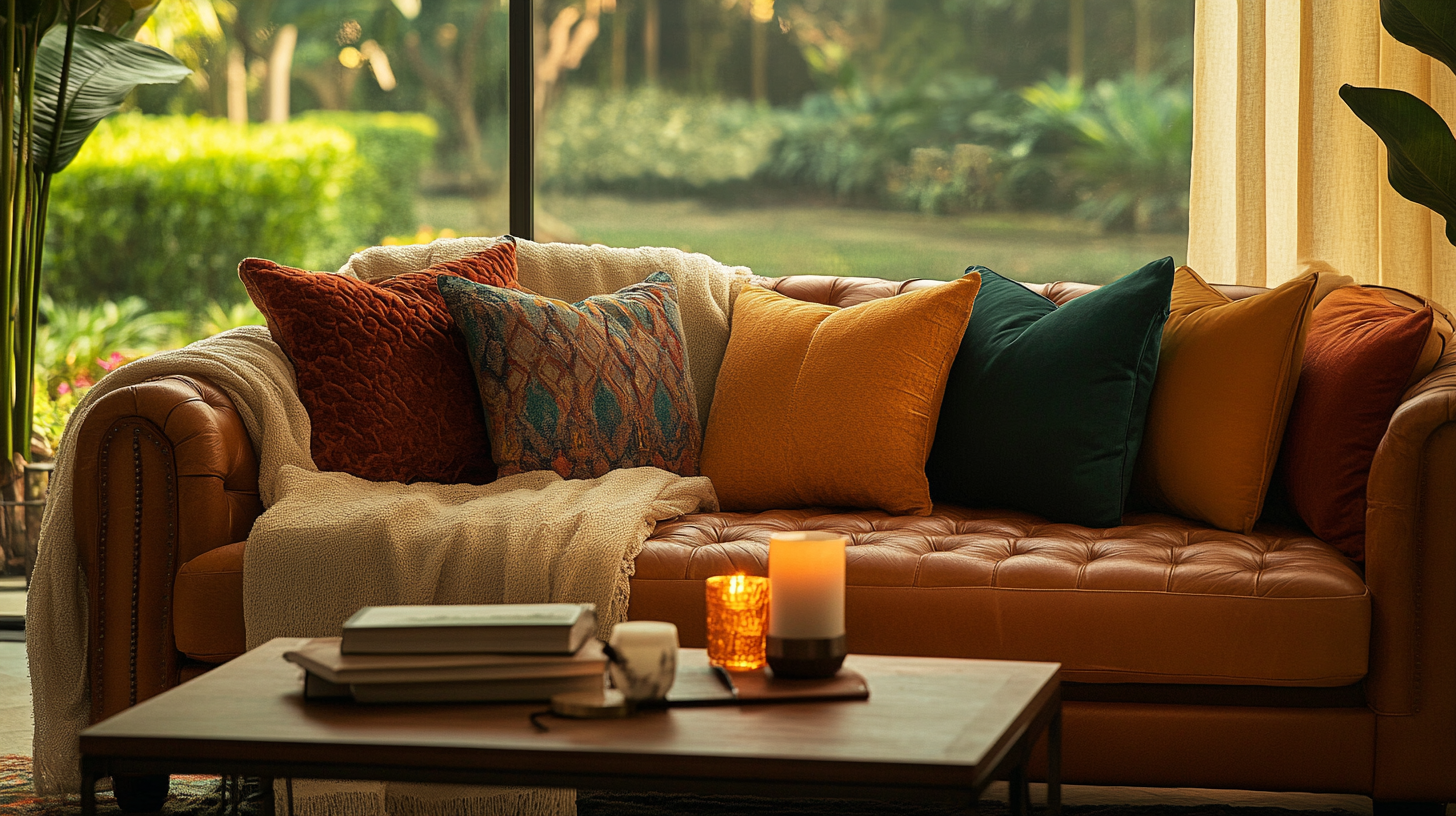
[
  {"left": 73, "top": 375, "right": 262, "bottom": 723},
  {"left": 1365, "top": 353, "right": 1456, "bottom": 714},
  {"left": 1364, "top": 351, "right": 1456, "bottom": 797}
]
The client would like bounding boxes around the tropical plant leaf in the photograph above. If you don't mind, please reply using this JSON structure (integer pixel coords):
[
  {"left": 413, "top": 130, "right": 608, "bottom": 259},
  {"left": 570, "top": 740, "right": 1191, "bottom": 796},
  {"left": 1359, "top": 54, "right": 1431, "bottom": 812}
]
[
  {"left": 1341, "top": 84, "right": 1456, "bottom": 246},
  {"left": 89, "top": 0, "right": 160, "bottom": 38},
  {"left": 31, "top": 26, "right": 190, "bottom": 175},
  {"left": 1381, "top": 0, "right": 1456, "bottom": 77},
  {"left": 11, "top": 0, "right": 61, "bottom": 28}
]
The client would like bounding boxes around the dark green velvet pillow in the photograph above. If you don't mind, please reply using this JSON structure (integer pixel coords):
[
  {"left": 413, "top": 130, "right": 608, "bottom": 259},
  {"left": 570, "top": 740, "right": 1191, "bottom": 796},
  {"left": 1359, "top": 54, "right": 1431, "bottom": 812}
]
[{"left": 926, "top": 256, "right": 1175, "bottom": 527}]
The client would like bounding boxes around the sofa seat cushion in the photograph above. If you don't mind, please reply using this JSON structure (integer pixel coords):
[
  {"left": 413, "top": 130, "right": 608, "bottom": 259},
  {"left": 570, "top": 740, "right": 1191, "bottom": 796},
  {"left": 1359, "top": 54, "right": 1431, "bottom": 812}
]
[
  {"left": 175, "top": 507, "right": 1370, "bottom": 685},
  {"left": 174, "top": 541, "right": 247, "bottom": 663},
  {"left": 629, "top": 507, "right": 1370, "bottom": 687}
]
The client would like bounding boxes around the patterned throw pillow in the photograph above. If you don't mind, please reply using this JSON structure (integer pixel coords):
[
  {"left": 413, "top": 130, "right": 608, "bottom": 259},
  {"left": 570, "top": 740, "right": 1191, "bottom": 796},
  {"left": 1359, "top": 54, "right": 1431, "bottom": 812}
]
[
  {"left": 438, "top": 271, "right": 702, "bottom": 479},
  {"left": 240, "top": 242, "right": 519, "bottom": 485}
]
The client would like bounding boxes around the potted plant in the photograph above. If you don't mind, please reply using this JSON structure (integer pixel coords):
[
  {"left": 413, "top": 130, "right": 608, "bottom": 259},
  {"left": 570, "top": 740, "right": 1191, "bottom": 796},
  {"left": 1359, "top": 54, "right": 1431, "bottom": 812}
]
[{"left": 2, "top": 0, "right": 189, "bottom": 579}]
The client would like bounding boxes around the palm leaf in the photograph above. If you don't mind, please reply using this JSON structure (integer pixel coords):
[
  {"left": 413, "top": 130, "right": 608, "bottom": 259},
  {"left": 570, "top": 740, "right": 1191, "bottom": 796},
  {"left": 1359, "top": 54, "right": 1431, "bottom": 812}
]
[
  {"left": 1381, "top": 0, "right": 1456, "bottom": 76},
  {"left": 31, "top": 26, "right": 190, "bottom": 174},
  {"left": 12, "top": 0, "right": 61, "bottom": 28},
  {"left": 1341, "top": 84, "right": 1456, "bottom": 245}
]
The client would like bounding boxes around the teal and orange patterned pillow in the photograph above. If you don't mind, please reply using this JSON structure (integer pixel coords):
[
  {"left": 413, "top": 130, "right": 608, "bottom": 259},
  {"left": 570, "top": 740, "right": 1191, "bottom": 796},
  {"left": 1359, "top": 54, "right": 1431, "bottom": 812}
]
[{"left": 438, "top": 271, "right": 702, "bottom": 480}]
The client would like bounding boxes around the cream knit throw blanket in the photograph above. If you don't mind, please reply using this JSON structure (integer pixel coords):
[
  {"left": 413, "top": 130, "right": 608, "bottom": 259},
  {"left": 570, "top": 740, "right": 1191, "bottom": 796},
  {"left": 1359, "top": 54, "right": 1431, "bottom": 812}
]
[{"left": 29, "top": 238, "right": 747, "bottom": 802}]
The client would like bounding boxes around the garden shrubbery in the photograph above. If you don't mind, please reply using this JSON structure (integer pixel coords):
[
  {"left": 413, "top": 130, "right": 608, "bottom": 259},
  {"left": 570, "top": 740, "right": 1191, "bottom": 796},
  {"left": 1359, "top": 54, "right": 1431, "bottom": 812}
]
[
  {"left": 536, "top": 75, "right": 1190, "bottom": 229},
  {"left": 539, "top": 87, "right": 785, "bottom": 191},
  {"left": 43, "top": 80, "right": 1187, "bottom": 318},
  {"left": 46, "top": 112, "right": 437, "bottom": 310},
  {"left": 296, "top": 110, "right": 439, "bottom": 239}
]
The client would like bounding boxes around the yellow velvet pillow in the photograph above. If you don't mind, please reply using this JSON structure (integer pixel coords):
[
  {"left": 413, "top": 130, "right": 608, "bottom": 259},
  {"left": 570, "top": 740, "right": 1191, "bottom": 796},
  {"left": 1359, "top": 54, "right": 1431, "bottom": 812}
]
[
  {"left": 701, "top": 273, "right": 981, "bottom": 516},
  {"left": 1134, "top": 266, "right": 1319, "bottom": 533}
]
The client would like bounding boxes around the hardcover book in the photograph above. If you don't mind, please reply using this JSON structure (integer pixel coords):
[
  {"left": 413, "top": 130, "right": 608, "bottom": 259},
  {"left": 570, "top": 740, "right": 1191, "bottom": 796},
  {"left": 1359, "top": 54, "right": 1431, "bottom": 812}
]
[
  {"left": 340, "top": 603, "right": 597, "bottom": 655},
  {"left": 285, "top": 637, "right": 607, "bottom": 684}
]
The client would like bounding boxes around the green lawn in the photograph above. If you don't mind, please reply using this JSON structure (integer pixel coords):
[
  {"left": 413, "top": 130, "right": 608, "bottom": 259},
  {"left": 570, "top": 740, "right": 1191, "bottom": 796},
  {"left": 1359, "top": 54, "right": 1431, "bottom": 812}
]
[{"left": 419, "top": 193, "right": 1187, "bottom": 286}]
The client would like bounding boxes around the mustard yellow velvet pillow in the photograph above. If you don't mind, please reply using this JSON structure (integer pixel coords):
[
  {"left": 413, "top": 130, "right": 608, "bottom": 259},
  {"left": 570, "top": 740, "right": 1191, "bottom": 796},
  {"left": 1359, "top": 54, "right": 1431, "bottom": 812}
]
[
  {"left": 701, "top": 273, "right": 981, "bottom": 516},
  {"left": 1133, "top": 266, "right": 1319, "bottom": 533}
]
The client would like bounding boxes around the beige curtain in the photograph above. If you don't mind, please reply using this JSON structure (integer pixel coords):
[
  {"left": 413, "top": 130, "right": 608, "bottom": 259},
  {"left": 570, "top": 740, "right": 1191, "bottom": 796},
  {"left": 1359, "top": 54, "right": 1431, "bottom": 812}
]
[{"left": 1188, "top": 0, "right": 1456, "bottom": 306}]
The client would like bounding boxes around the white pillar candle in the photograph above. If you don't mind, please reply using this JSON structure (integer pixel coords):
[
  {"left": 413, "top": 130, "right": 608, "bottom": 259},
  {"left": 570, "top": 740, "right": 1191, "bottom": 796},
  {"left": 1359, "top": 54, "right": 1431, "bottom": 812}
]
[{"left": 768, "top": 532, "right": 846, "bottom": 639}]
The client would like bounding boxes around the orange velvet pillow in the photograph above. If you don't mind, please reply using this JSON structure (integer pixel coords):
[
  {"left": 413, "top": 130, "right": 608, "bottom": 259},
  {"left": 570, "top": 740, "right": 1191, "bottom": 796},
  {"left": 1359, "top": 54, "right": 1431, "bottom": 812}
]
[
  {"left": 1278, "top": 286, "right": 1436, "bottom": 562},
  {"left": 1133, "top": 267, "right": 1318, "bottom": 533},
  {"left": 240, "top": 242, "right": 519, "bottom": 484},
  {"left": 700, "top": 273, "right": 981, "bottom": 516}
]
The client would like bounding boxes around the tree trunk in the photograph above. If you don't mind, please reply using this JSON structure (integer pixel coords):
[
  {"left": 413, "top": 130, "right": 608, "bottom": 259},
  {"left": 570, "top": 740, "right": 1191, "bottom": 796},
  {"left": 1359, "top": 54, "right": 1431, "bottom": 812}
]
[
  {"left": 643, "top": 0, "right": 658, "bottom": 85},
  {"left": 226, "top": 45, "right": 247, "bottom": 124},
  {"left": 1133, "top": 0, "right": 1153, "bottom": 78},
  {"left": 266, "top": 24, "right": 297, "bottom": 123},
  {"left": 751, "top": 14, "right": 766, "bottom": 102},
  {"left": 612, "top": 0, "right": 627, "bottom": 91},
  {"left": 402, "top": 5, "right": 498, "bottom": 194},
  {"left": 1068, "top": 0, "right": 1085, "bottom": 81}
]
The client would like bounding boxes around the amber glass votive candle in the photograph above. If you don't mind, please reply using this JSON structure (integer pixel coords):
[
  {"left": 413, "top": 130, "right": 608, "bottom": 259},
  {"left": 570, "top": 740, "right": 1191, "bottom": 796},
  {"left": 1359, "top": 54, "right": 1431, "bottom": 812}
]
[{"left": 705, "top": 574, "right": 770, "bottom": 670}]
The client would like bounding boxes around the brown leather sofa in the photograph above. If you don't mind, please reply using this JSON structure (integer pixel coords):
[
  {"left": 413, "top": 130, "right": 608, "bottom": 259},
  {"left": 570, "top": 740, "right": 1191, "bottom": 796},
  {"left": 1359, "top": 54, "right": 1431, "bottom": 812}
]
[{"left": 74, "top": 274, "right": 1456, "bottom": 809}]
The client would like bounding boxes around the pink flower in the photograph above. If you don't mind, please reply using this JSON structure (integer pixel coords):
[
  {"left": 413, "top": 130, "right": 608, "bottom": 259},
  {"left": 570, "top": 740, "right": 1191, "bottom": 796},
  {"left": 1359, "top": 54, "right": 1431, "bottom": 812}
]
[
  {"left": 75, "top": 373, "right": 93, "bottom": 388},
  {"left": 56, "top": 382, "right": 70, "bottom": 395},
  {"left": 97, "top": 351, "right": 125, "bottom": 372}
]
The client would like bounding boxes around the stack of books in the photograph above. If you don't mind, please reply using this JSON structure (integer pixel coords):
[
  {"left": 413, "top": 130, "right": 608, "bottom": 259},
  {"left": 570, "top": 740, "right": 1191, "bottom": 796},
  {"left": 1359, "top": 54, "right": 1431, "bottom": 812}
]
[{"left": 284, "top": 603, "right": 605, "bottom": 703}]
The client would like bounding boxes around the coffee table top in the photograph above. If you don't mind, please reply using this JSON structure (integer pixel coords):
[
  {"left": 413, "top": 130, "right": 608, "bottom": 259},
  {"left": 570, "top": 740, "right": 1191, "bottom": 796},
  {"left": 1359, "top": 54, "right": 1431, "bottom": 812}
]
[{"left": 82, "top": 638, "right": 1059, "bottom": 797}]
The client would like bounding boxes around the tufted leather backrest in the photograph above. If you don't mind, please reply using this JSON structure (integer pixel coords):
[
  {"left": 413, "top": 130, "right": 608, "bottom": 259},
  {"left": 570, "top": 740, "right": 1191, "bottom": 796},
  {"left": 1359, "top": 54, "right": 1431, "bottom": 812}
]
[{"left": 752, "top": 273, "right": 1268, "bottom": 308}]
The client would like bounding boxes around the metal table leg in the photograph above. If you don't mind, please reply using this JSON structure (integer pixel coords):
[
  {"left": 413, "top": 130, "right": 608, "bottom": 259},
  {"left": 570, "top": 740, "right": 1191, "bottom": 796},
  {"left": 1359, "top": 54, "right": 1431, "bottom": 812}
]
[
  {"left": 1008, "top": 764, "right": 1029, "bottom": 816},
  {"left": 79, "top": 758, "right": 100, "bottom": 816}
]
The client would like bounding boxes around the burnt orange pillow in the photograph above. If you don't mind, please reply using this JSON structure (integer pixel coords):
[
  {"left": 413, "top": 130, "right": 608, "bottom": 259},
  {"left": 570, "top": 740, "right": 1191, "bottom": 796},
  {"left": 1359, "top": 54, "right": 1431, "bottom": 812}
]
[
  {"left": 240, "top": 242, "right": 519, "bottom": 484},
  {"left": 700, "top": 273, "right": 980, "bottom": 516},
  {"left": 1278, "top": 286, "right": 1436, "bottom": 562},
  {"left": 1364, "top": 285, "right": 1454, "bottom": 388},
  {"left": 1133, "top": 267, "right": 1318, "bottom": 533}
]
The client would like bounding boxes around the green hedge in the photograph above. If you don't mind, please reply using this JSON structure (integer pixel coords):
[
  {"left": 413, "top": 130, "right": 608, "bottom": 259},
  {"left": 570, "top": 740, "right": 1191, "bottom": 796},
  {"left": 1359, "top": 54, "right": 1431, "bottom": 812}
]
[
  {"left": 539, "top": 88, "right": 783, "bottom": 191},
  {"left": 45, "top": 112, "right": 437, "bottom": 309},
  {"left": 297, "top": 111, "right": 438, "bottom": 240}
]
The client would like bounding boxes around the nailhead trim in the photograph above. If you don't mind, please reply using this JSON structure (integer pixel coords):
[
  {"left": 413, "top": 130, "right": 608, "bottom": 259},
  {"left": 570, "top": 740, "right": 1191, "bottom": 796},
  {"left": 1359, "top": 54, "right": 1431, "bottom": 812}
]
[
  {"left": 130, "top": 430, "right": 141, "bottom": 707},
  {"left": 95, "top": 426, "right": 119, "bottom": 718},
  {"left": 92, "top": 418, "right": 179, "bottom": 719},
  {"left": 139, "top": 430, "right": 178, "bottom": 690}
]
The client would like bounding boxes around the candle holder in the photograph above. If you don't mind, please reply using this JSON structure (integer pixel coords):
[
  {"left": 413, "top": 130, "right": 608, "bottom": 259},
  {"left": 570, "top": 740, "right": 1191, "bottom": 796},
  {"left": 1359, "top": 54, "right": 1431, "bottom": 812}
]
[
  {"left": 705, "top": 574, "right": 770, "bottom": 670},
  {"left": 768, "top": 531, "right": 847, "bottom": 679}
]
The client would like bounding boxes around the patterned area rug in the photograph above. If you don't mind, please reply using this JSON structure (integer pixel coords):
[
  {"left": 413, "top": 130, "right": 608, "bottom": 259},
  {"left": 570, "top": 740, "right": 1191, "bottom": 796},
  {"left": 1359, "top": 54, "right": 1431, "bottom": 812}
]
[
  {"left": 0, "top": 755, "right": 246, "bottom": 814},
  {"left": 575, "top": 792, "right": 1365, "bottom": 816},
  {"left": 0, "top": 755, "right": 1368, "bottom": 816}
]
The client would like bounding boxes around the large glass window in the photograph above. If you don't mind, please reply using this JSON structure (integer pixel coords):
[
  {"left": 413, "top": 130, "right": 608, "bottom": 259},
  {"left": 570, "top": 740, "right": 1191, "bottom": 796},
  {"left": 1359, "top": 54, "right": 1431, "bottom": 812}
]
[
  {"left": 505, "top": 0, "right": 1195, "bottom": 285},
  {"left": 34, "top": 1, "right": 1194, "bottom": 467}
]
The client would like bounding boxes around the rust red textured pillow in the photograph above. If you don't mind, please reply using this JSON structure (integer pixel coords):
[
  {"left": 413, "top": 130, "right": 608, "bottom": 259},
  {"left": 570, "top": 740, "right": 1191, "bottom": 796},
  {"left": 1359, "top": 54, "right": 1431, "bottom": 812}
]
[
  {"left": 240, "top": 241, "right": 519, "bottom": 484},
  {"left": 1278, "top": 286, "right": 1434, "bottom": 562}
]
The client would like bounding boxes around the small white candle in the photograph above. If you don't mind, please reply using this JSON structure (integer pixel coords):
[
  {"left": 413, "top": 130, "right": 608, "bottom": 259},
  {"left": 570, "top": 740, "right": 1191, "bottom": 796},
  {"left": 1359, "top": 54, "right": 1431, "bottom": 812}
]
[
  {"left": 608, "top": 621, "right": 679, "bottom": 701},
  {"left": 768, "top": 532, "right": 846, "bottom": 639}
]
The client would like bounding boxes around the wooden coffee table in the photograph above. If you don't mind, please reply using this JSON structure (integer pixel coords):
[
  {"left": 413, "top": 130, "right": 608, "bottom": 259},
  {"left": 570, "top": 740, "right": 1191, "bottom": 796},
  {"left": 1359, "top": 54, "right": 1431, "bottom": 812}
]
[{"left": 80, "top": 638, "right": 1061, "bottom": 815}]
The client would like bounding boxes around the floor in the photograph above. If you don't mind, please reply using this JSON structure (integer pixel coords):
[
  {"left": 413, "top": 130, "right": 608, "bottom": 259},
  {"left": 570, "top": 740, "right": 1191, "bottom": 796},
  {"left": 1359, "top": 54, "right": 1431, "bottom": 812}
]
[
  {"left": 0, "top": 583, "right": 1444, "bottom": 814},
  {"left": 0, "top": 576, "right": 27, "bottom": 616}
]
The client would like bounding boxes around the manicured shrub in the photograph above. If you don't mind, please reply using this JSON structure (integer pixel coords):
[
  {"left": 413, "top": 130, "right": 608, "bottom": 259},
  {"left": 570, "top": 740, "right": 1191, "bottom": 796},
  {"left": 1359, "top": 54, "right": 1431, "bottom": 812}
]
[
  {"left": 45, "top": 112, "right": 438, "bottom": 309},
  {"left": 46, "top": 114, "right": 359, "bottom": 308},
  {"left": 539, "top": 87, "right": 783, "bottom": 191},
  {"left": 297, "top": 110, "right": 439, "bottom": 239}
]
